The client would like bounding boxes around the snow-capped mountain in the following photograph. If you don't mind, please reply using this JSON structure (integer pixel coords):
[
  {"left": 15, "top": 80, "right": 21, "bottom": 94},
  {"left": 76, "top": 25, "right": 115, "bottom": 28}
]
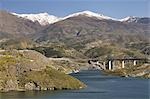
[
  {"left": 12, "top": 11, "right": 120, "bottom": 25},
  {"left": 12, "top": 11, "right": 147, "bottom": 25},
  {"left": 121, "top": 16, "right": 150, "bottom": 24},
  {"left": 120, "top": 16, "right": 140, "bottom": 22},
  {"left": 63, "top": 11, "right": 118, "bottom": 21},
  {"left": 12, "top": 12, "right": 61, "bottom": 25}
]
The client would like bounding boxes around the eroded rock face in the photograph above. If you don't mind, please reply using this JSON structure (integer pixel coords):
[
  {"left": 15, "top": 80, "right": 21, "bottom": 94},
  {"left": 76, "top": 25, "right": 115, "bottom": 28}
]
[
  {"left": 0, "top": 80, "right": 4, "bottom": 91},
  {"left": 6, "top": 80, "right": 18, "bottom": 91},
  {"left": 0, "top": 79, "right": 18, "bottom": 92},
  {"left": 25, "top": 82, "right": 37, "bottom": 90}
]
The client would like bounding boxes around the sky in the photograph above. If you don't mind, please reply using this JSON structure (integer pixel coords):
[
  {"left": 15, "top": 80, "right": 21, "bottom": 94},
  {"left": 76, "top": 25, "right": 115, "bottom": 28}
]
[{"left": 0, "top": 0, "right": 150, "bottom": 19}]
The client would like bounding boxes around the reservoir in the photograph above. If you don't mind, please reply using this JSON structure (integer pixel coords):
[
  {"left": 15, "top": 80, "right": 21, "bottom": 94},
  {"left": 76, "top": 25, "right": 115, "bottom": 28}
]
[{"left": 0, "top": 70, "right": 149, "bottom": 99}]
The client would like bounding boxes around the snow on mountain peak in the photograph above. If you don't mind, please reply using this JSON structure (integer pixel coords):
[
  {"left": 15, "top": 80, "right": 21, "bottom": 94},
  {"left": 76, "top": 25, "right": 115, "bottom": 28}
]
[
  {"left": 12, "top": 11, "right": 119, "bottom": 25},
  {"left": 12, "top": 12, "right": 61, "bottom": 25},
  {"left": 119, "top": 16, "right": 139, "bottom": 22},
  {"left": 64, "top": 10, "right": 118, "bottom": 20},
  {"left": 12, "top": 11, "right": 143, "bottom": 25}
]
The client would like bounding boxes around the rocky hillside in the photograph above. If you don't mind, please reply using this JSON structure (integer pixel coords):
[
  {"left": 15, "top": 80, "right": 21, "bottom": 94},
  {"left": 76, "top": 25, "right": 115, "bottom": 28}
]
[
  {"left": 29, "top": 42, "right": 86, "bottom": 58},
  {"left": 32, "top": 15, "right": 149, "bottom": 59},
  {"left": 0, "top": 11, "right": 149, "bottom": 59},
  {"left": 0, "top": 11, "right": 149, "bottom": 79},
  {"left": 0, "top": 10, "right": 42, "bottom": 36},
  {"left": 0, "top": 50, "right": 85, "bottom": 92}
]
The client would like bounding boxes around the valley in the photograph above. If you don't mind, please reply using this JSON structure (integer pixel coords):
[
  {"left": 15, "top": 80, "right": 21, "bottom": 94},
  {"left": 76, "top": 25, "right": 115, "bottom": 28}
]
[{"left": 0, "top": 10, "right": 149, "bottom": 92}]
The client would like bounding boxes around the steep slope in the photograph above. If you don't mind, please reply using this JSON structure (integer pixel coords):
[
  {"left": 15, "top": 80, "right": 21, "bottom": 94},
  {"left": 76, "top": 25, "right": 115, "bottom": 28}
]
[
  {"left": 11, "top": 10, "right": 150, "bottom": 26},
  {"left": 34, "top": 15, "right": 149, "bottom": 45},
  {"left": 32, "top": 15, "right": 149, "bottom": 58},
  {"left": 0, "top": 10, "right": 149, "bottom": 58},
  {"left": 12, "top": 11, "right": 118, "bottom": 26},
  {"left": 0, "top": 50, "right": 85, "bottom": 92},
  {"left": 0, "top": 10, "right": 42, "bottom": 36},
  {"left": 63, "top": 11, "right": 118, "bottom": 21}
]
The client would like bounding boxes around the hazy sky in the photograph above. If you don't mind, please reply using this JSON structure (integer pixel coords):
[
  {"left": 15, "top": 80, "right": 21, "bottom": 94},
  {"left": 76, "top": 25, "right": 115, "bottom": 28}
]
[{"left": 0, "top": 0, "right": 149, "bottom": 19}]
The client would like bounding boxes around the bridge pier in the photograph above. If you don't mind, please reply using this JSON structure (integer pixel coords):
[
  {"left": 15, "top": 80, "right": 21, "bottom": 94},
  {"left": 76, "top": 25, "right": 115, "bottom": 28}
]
[
  {"left": 133, "top": 60, "right": 137, "bottom": 66},
  {"left": 88, "top": 58, "right": 147, "bottom": 71},
  {"left": 105, "top": 58, "right": 147, "bottom": 70},
  {"left": 108, "top": 61, "right": 112, "bottom": 70},
  {"left": 122, "top": 60, "right": 125, "bottom": 68}
]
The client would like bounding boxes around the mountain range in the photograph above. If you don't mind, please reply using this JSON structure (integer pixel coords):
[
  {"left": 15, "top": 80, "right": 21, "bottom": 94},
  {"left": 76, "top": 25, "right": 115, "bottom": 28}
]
[
  {"left": 0, "top": 10, "right": 150, "bottom": 92},
  {"left": 11, "top": 10, "right": 150, "bottom": 25},
  {"left": 0, "top": 10, "right": 150, "bottom": 58}
]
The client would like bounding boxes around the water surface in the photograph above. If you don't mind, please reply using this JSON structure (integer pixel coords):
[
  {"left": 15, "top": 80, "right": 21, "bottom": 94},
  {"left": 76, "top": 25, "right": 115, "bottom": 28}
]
[{"left": 0, "top": 70, "right": 149, "bottom": 99}]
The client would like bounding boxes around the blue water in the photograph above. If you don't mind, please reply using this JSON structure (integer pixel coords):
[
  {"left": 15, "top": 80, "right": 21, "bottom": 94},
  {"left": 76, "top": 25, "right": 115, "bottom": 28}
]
[{"left": 0, "top": 70, "right": 149, "bottom": 99}]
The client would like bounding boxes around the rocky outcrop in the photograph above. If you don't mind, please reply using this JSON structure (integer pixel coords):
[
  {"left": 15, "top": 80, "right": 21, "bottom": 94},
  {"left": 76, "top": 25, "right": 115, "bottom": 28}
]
[
  {"left": 25, "top": 82, "right": 37, "bottom": 90},
  {"left": 0, "top": 50, "right": 86, "bottom": 92}
]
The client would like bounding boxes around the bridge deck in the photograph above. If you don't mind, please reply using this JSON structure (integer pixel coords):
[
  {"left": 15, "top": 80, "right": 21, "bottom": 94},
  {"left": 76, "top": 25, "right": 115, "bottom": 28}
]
[{"left": 107, "top": 58, "right": 147, "bottom": 61}]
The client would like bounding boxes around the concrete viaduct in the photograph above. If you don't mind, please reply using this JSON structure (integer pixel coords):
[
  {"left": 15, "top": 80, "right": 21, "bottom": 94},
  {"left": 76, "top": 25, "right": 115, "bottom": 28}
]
[{"left": 88, "top": 58, "right": 148, "bottom": 70}]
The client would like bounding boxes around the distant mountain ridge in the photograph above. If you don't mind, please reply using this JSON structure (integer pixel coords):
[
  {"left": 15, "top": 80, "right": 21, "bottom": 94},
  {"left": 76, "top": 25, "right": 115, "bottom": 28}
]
[
  {"left": 0, "top": 10, "right": 42, "bottom": 36},
  {"left": 120, "top": 16, "right": 150, "bottom": 24},
  {"left": 12, "top": 12, "right": 61, "bottom": 25},
  {"left": 0, "top": 10, "right": 149, "bottom": 57},
  {"left": 12, "top": 11, "right": 150, "bottom": 25},
  {"left": 63, "top": 11, "right": 118, "bottom": 21}
]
